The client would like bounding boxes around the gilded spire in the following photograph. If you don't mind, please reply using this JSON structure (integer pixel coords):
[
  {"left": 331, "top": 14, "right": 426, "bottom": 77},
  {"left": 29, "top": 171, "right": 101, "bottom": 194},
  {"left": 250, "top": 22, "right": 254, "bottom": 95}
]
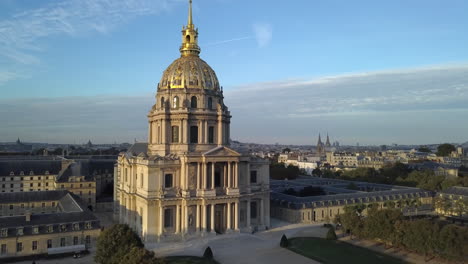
[
  {"left": 180, "top": 0, "right": 200, "bottom": 56},
  {"left": 188, "top": 0, "right": 193, "bottom": 26}
]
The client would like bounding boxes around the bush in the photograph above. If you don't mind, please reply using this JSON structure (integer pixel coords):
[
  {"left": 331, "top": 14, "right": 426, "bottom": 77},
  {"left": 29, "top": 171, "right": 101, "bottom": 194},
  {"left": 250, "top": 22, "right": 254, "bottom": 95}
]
[
  {"left": 203, "top": 247, "right": 213, "bottom": 260},
  {"left": 95, "top": 224, "right": 144, "bottom": 264},
  {"left": 280, "top": 234, "right": 289, "bottom": 248},
  {"left": 120, "top": 247, "right": 164, "bottom": 264},
  {"left": 326, "top": 226, "right": 337, "bottom": 240}
]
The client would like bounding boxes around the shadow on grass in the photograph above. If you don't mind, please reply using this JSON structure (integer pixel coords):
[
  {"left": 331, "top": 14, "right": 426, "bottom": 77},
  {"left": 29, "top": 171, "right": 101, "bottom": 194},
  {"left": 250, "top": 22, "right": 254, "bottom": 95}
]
[
  {"left": 164, "top": 256, "right": 220, "bottom": 264},
  {"left": 287, "top": 237, "right": 407, "bottom": 264}
]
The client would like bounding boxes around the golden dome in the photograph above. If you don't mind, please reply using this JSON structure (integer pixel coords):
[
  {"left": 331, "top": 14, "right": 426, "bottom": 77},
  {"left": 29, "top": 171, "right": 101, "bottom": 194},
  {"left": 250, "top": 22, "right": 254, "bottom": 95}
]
[
  {"left": 158, "top": 0, "right": 220, "bottom": 91},
  {"left": 159, "top": 56, "right": 220, "bottom": 90}
]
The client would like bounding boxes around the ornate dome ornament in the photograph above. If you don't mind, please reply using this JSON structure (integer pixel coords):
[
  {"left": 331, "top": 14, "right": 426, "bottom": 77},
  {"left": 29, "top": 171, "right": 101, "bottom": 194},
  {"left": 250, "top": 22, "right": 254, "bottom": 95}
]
[{"left": 158, "top": 0, "right": 220, "bottom": 91}]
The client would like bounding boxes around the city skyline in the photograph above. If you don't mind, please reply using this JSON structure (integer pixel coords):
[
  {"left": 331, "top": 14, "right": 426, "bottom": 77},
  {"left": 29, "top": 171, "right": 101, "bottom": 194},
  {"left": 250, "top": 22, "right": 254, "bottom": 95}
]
[{"left": 1, "top": 0, "right": 468, "bottom": 145}]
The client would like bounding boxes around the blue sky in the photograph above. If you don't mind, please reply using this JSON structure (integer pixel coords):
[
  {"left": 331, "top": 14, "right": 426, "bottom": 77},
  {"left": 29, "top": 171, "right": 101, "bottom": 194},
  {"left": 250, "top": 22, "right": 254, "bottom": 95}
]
[{"left": 1, "top": 0, "right": 468, "bottom": 145}]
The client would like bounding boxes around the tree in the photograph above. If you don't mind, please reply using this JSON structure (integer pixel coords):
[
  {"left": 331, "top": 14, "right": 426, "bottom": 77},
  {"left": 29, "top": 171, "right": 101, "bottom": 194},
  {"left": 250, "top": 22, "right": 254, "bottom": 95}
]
[
  {"left": 280, "top": 234, "right": 289, "bottom": 248},
  {"left": 436, "top": 143, "right": 456, "bottom": 157},
  {"left": 120, "top": 247, "right": 164, "bottom": 264},
  {"left": 282, "top": 148, "right": 291, "bottom": 153},
  {"left": 417, "top": 146, "right": 431, "bottom": 153},
  {"left": 95, "top": 224, "right": 144, "bottom": 264},
  {"left": 312, "top": 168, "right": 322, "bottom": 177},
  {"left": 326, "top": 226, "right": 337, "bottom": 240},
  {"left": 437, "top": 224, "right": 468, "bottom": 261},
  {"left": 203, "top": 247, "right": 213, "bottom": 259}
]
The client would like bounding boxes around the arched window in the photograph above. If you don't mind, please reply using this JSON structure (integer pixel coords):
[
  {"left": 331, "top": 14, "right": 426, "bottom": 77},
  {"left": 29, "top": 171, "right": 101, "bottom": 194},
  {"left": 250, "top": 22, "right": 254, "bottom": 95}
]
[
  {"left": 161, "top": 97, "right": 165, "bottom": 107},
  {"left": 191, "top": 96, "right": 197, "bottom": 108},
  {"left": 172, "top": 96, "right": 179, "bottom": 109},
  {"left": 208, "top": 97, "right": 213, "bottom": 109},
  {"left": 186, "top": 35, "right": 191, "bottom": 43}
]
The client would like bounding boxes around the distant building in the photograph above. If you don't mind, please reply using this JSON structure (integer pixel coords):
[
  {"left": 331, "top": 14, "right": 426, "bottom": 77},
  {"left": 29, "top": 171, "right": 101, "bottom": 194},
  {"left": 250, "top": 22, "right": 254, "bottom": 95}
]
[
  {"left": 0, "top": 156, "right": 115, "bottom": 210},
  {"left": 270, "top": 178, "right": 433, "bottom": 223},
  {"left": 326, "top": 152, "right": 360, "bottom": 168},
  {"left": 0, "top": 138, "right": 33, "bottom": 154},
  {"left": 435, "top": 186, "right": 468, "bottom": 220},
  {"left": 0, "top": 190, "right": 100, "bottom": 260}
]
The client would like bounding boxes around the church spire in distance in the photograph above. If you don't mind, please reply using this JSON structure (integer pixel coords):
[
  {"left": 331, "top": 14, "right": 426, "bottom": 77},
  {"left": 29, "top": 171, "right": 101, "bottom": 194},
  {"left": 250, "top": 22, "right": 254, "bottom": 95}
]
[{"left": 180, "top": 0, "right": 201, "bottom": 57}]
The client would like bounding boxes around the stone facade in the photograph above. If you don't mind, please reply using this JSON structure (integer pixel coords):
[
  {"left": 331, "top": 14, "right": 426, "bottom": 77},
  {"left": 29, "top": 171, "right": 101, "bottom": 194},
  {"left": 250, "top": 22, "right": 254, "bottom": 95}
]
[{"left": 114, "top": 1, "right": 270, "bottom": 244}]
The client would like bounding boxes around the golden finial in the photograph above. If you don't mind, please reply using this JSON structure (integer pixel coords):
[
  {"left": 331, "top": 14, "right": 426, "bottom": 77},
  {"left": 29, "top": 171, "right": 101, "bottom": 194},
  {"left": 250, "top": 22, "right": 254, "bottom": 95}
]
[
  {"left": 188, "top": 0, "right": 193, "bottom": 26},
  {"left": 180, "top": 0, "right": 200, "bottom": 56}
]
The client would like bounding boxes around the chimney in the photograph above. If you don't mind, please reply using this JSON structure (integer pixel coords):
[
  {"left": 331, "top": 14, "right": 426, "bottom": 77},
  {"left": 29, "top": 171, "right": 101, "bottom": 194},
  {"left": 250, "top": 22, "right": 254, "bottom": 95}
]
[{"left": 25, "top": 211, "right": 31, "bottom": 222}]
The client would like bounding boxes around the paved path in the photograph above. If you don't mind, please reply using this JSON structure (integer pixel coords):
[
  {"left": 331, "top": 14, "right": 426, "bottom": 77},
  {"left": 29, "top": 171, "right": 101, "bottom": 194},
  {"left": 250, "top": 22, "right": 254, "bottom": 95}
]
[{"left": 152, "top": 220, "right": 327, "bottom": 264}]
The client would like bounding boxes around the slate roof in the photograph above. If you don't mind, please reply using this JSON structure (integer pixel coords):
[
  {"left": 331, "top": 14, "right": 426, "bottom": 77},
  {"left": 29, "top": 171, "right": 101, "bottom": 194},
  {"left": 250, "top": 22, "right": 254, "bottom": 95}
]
[
  {"left": 127, "top": 143, "right": 148, "bottom": 156},
  {"left": 440, "top": 186, "right": 468, "bottom": 196},
  {"left": 56, "top": 159, "right": 115, "bottom": 182},
  {"left": 0, "top": 190, "right": 69, "bottom": 203},
  {"left": 0, "top": 160, "right": 62, "bottom": 177}
]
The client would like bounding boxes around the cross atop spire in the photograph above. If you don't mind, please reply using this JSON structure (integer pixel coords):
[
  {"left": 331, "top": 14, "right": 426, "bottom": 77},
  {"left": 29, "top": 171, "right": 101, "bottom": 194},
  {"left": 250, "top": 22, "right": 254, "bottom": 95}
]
[{"left": 188, "top": 0, "right": 193, "bottom": 26}]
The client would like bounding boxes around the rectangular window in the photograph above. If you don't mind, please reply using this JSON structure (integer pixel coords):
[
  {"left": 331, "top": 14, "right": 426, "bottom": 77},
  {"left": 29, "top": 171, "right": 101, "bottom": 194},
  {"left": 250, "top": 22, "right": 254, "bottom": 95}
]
[
  {"left": 250, "top": 171, "right": 257, "bottom": 183},
  {"left": 47, "top": 239, "right": 52, "bottom": 248},
  {"left": 164, "top": 174, "right": 173, "bottom": 188},
  {"left": 251, "top": 202, "right": 257, "bottom": 219},
  {"left": 32, "top": 241, "right": 37, "bottom": 251},
  {"left": 16, "top": 242, "right": 22, "bottom": 252},
  {"left": 73, "top": 236, "right": 78, "bottom": 245},
  {"left": 164, "top": 208, "right": 173, "bottom": 228},
  {"left": 190, "top": 126, "right": 198, "bottom": 143},
  {"left": 85, "top": 235, "right": 91, "bottom": 245},
  {"left": 171, "top": 126, "right": 179, "bottom": 143},
  {"left": 60, "top": 238, "right": 66, "bottom": 247},
  {"left": 208, "top": 126, "right": 214, "bottom": 144},
  {"left": 1, "top": 244, "right": 6, "bottom": 255}
]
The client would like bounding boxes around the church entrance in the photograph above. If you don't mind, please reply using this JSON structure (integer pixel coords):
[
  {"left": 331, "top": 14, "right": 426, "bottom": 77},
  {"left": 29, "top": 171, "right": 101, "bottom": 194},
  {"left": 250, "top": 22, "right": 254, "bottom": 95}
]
[{"left": 214, "top": 204, "right": 225, "bottom": 234}]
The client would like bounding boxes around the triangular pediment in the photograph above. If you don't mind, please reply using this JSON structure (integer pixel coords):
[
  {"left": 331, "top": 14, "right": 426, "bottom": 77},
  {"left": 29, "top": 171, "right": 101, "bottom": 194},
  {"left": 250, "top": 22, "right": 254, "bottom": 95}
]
[{"left": 203, "top": 146, "right": 241, "bottom": 157}]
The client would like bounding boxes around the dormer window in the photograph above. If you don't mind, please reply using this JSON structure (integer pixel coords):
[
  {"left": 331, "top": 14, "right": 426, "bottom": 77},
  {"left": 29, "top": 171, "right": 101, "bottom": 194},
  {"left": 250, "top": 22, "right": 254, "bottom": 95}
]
[
  {"left": 17, "top": 228, "right": 23, "bottom": 236},
  {"left": 73, "top": 223, "right": 80, "bottom": 231},
  {"left": 85, "top": 222, "right": 92, "bottom": 230},
  {"left": 33, "top": 226, "right": 39, "bottom": 234},
  {"left": 47, "top": 225, "right": 53, "bottom": 233},
  {"left": 20, "top": 171, "right": 24, "bottom": 176},
  {"left": 1, "top": 228, "right": 7, "bottom": 237},
  {"left": 9, "top": 171, "right": 14, "bottom": 176},
  {"left": 60, "top": 224, "right": 67, "bottom": 232},
  {"left": 29, "top": 171, "right": 34, "bottom": 175},
  {"left": 45, "top": 171, "right": 49, "bottom": 175}
]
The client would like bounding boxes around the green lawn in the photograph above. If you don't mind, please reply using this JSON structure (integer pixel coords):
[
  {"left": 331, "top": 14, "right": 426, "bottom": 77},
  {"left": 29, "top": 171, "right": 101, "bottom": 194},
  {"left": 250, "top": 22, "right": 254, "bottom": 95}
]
[
  {"left": 287, "top": 237, "right": 406, "bottom": 264},
  {"left": 164, "top": 256, "right": 220, "bottom": 264}
]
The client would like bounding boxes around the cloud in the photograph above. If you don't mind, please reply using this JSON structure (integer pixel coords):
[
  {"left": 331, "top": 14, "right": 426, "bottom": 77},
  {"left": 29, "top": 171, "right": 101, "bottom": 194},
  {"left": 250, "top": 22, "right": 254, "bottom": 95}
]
[
  {"left": 0, "top": 70, "right": 22, "bottom": 85},
  {"left": 0, "top": 0, "right": 177, "bottom": 84},
  {"left": 1, "top": 64, "right": 467, "bottom": 145},
  {"left": 253, "top": 23, "right": 272, "bottom": 48},
  {"left": 204, "top": 36, "right": 253, "bottom": 46}
]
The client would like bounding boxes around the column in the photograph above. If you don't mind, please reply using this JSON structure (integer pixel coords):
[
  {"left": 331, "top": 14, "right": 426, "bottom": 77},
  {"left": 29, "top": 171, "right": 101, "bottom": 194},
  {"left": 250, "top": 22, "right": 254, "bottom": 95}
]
[
  {"left": 246, "top": 200, "right": 251, "bottom": 228},
  {"left": 161, "top": 118, "right": 166, "bottom": 144},
  {"left": 234, "top": 162, "right": 238, "bottom": 188},
  {"left": 227, "top": 162, "right": 231, "bottom": 188},
  {"left": 223, "top": 164, "right": 227, "bottom": 188},
  {"left": 226, "top": 202, "right": 231, "bottom": 230},
  {"left": 175, "top": 205, "right": 180, "bottom": 233},
  {"left": 184, "top": 205, "right": 189, "bottom": 233},
  {"left": 260, "top": 199, "right": 264, "bottom": 225},
  {"left": 196, "top": 205, "right": 200, "bottom": 232},
  {"left": 159, "top": 204, "right": 164, "bottom": 235},
  {"left": 181, "top": 162, "right": 186, "bottom": 190},
  {"left": 211, "top": 162, "right": 215, "bottom": 189},
  {"left": 183, "top": 119, "right": 188, "bottom": 143},
  {"left": 234, "top": 202, "right": 239, "bottom": 230},
  {"left": 196, "top": 163, "right": 200, "bottom": 190},
  {"left": 201, "top": 203, "right": 207, "bottom": 232},
  {"left": 246, "top": 163, "right": 251, "bottom": 188},
  {"left": 204, "top": 120, "right": 208, "bottom": 143},
  {"left": 210, "top": 204, "right": 215, "bottom": 233},
  {"left": 203, "top": 163, "right": 207, "bottom": 189},
  {"left": 185, "top": 162, "right": 189, "bottom": 190}
]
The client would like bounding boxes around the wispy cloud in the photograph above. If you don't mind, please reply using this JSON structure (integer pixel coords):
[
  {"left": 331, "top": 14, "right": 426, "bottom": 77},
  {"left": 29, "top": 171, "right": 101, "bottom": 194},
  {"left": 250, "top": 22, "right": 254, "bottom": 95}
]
[
  {"left": 1, "top": 64, "right": 467, "bottom": 145},
  {"left": 204, "top": 36, "right": 253, "bottom": 46},
  {"left": 253, "top": 22, "right": 272, "bottom": 48},
  {"left": 0, "top": 0, "right": 177, "bottom": 85}
]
